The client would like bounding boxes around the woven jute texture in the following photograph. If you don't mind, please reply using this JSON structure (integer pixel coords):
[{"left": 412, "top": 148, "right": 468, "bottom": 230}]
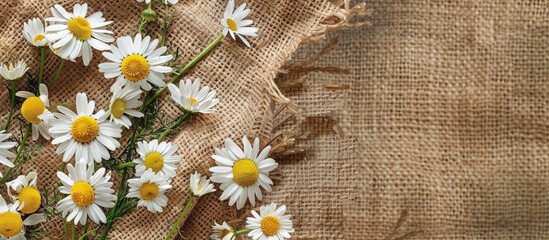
[
  {"left": 0, "top": 0, "right": 364, "bottom": 239},
  {"left": 293, "top": 0, "right": 549, "bottom": 239}
]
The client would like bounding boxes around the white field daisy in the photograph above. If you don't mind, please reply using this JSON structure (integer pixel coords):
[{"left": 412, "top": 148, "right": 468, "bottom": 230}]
[
  {"left": 209, "top": 136, "right": 278, "bottom": 210},
  {"left": 189, "top": 172, "right": 216, "bottom": 197},
  {"left": 167, "top": 79, "right": 219, "bottom": 114},
  {"left": 0, "top": 196, "right": 46, "bottom": 240},
  {"left": 56, "top": 158, "right": 116, "bottom": 225},
  {"left": 133, "top": 139, "right": 181, "bottom": 178},
  {"left": 0, "top": 131, "right": 16, "bottom": 170},
  {"left": 221, "top": 0, "right": 259, "bottom": 48},
  {"left": 45, "top": 3, "right": 114, "bottom": 66},
  {"left": 137, "top": 0, "right": 178, "bottom": 4},
  {"left": 16, "top": 84, "right": 53, "bottom": 141},
  {"left": 0, "top": 61, "right": 28, "bottom": 81},
  {"left": 23, "top": 18, "right": 48, "bottom": 47},
  {"left": 49, "top": 93, "right": 122, "bottom": 164},
  {"left": 127, "top": 169, "right": 172, "bottom": 213},
  {"left": 98, "top": 34, "right": 173, "bottom": 92},
  {"left": 246, "top": 203, "right": 294, "bottom": 240},
  {"left": 210, "top": 221, "right": 235, "bottom": 240},
  {"left": 6, "top": 172, "right": 41, "bottom": 215},
  {"left": 106, "top": 85, "right": 144, "bottom": 128}
]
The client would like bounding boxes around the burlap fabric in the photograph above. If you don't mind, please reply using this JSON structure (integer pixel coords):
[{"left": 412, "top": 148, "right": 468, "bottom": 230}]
[
  {"left": 292, "top": 0, "right": 549, "bottom": 239},
  {"left": 0, "top": 0, "right": 362, "bottom": 239}
]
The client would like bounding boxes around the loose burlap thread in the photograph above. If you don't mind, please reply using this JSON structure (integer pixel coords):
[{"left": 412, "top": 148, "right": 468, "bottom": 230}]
[{"left": 0, "top": 0, "right": 363, "bottom": 239}]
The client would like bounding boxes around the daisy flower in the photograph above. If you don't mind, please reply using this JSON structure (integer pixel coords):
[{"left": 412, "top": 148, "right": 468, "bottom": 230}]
[
  {"left": 49, "top": 93, "right": 122, "bottom": 164},
  {"left": 23, "top": 18, "right": 48, "bottom": 47},
  {"left": 106, "top": 85, "right": 144, "bottom": 128},
  {"left": 127, "top": 169, "right": 172, "bottom": 213},
  {"left": 16, "top": 84, "right": 53, "bottom": 141},
  {"left": 210, "top": 221, "right": 236, "bottom": 240},
  {"left": 221, "top": 0, "right": 259, "bottom": 48},
  {"left": 6, "top": 172, "right": 41, "bottom": 214},
  {"left": 209, "top": 136, "right": 278, "bottom": 210},
  {"left": 167, "top": 79, "right": 220, "bottom": 114},
  {"left": 0, "top": 195, "right": 46, "bottom": 239},
  {"left": 137, "top": 0, "right": 178, "bottom": 4},
  {"left": 0, "top": 61, "right": 28, "bottom": 80},
  {"left": 133, "top": 139, "right": 181, "bottom": 177},
  {"left": 45, "top": 3, "right": 114, "bottom": 66},
  {"left": 189, "top": 171, "right": 216, "bottom": 197},
  {"left": 98, "top": 34, "right": 173, "bottom": 92},
  {"left": 0, "top": 131, "right": 16, "bottom": 170},
  {"left": 246, "top": 203, "right": 294, "bottom": 240},
  {"left": 56, "top": 158, "right": 116, "bottom": 225}
]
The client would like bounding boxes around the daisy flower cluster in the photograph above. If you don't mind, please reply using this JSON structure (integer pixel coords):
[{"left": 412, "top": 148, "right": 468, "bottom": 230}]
[
  {"left": 0, "top": 172, "right": 46, "bottom": 239},
  {"left": 0, "top": 0, "right": 295, "bottom": 240}
]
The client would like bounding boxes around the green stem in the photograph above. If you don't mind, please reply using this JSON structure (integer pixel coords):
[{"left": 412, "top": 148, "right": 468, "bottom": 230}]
[
  {"left": 157, "top": 112, "right": 192, "bottom": 141},
  {"left": 143, "top": 34, "right": 224, "bottom": 107},
  {"left": 0, "top": 125, "right": 31, "bottom": 184},
  {"left": 48, "top": 59, "right": 65, "bottom": 89},
  {"left": 3, "top": 80, "right": 17, "bottom": 130},
  {"left": 71, "top": 221, "right": 76, "bottom": 240},
  {"left": 38, "top": 47, "right": 46, "bottom": 90},
  {"left": 234, "top": 229, "right": 252, "bottom": 238},
  {"left": 115, "top": 162, "right": 136, "bottom": 170},
  {"left": 164, "top": 195, "right": 196, "bottom": 240},
  {"left": 138, "top": 1, "right": 153, "bottom": 33}
]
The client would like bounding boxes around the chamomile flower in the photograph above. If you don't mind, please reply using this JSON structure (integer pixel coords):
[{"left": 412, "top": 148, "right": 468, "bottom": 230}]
[
  {"left": 189, "top": 172, "right": 216, "bottom": 197},
  {"left": 209, "top": 136, "right": 278, "bottom": 210},
  {"left": 133, "top": 139, "right": 181, "bottom": 178},
  {"left": 167, "top": 79, "right": 219, "bottom": 114},
  {"left": 6, "top": 172, "right": 41, "bottom": 214},
  {"left": 210, "top": 221, "right": 235, "bottom": 240},
  {"left": 0, "top": 196, "right": 46, "bottom": 240},
  {"left": 221, "top": 0, "right": 259, "bottom": 48},
  {"left": 45, "top": 3, "right": 114, "bottom": 66},
  {"left": 56, "top": 158, "right": 116, "bottom": 225},
  {"left": 127, "top": 169, "right": 172, "bottom": 213},
  {"left": 98, "top": 34, "right": 173, "bottom": 92},
  {"left": 16, "top": 84, "right": 53, "bottom": 141},
  {"left": 106, "top": 85, "right": 144, "bottom": 128},
  {"left": 49, "top": 93, "right": 122, "bottom": 164},
  {"left": 137, "top": 0, "right": 178, "bottom": 4},
  {"left": 0, "top": 61, "right": 28, "bottom": 81},
  {"left": 23, "top": 18, "right": 48, "bottom": 47},
  {"left": 0, "top": 131, "right": 16, "bottom": 169},
  {"left": 246, "top": 203, "right": 294, "bottom": 240}
]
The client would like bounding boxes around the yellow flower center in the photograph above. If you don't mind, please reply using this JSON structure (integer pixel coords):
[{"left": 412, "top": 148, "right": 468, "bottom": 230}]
[
  {"left": 121, "top": 54, "right": 150, "bottom": 81},
  {"left": 21, "top": 96, "right": 45, "bottom": 124},
  {"left": 261, "top": 216, "right": 281, "bottom": 237},
  {"left": 139, "top": 182, "right": 159, "bottom": 200},
  {"left": 0, "top": 212, "right": 23, "bottom": 237},
  {"left": 71, "top": 116, "right": 99, "bottom": 144},
  {"left": 110, "top": 98, "right": 126, "bottom": 118},
  {"left": 232, "top": 159, "right": 259, "bottom": 187},
  {"left": 71, "top": 181, "right": 95, "bottom": 207},
  {"left": 18, "top": 187, "right": 42, "bottom": 214},
  {"left": 67, "top": 17, "right": 92, "bottom": 41},
  {"left": 227, "top": 18, "right": 238, "bottom": 31},
  {"left": 188, "top": 97, "right": 198, "bottom": 105},
  {"left": 144, "top": 152, "right": 164, "bottom": 173},
  {"left": 33, "top": 34, "right": 46, "bottom": 43}
]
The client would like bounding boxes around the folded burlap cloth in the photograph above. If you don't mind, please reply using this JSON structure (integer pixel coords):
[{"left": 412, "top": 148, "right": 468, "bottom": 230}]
[{"left": 0, "top": 0, "right": 370, "bottom": 239}]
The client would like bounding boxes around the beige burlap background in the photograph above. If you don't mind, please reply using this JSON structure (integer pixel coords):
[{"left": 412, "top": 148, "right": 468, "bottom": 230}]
[
  {"left": 291, "top": 0, "right": 549, "bottom": 239},
  {"left": 3, "top": 0, "right": 546, "bottom": 239}
]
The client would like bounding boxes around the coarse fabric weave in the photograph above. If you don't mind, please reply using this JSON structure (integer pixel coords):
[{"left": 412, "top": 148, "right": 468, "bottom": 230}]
[
  {"left": 0, "top": 0, "right": 358, "bottom": 239},
  {"left": 292, "top": 0, "right": 549, "bottom": 239}
]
